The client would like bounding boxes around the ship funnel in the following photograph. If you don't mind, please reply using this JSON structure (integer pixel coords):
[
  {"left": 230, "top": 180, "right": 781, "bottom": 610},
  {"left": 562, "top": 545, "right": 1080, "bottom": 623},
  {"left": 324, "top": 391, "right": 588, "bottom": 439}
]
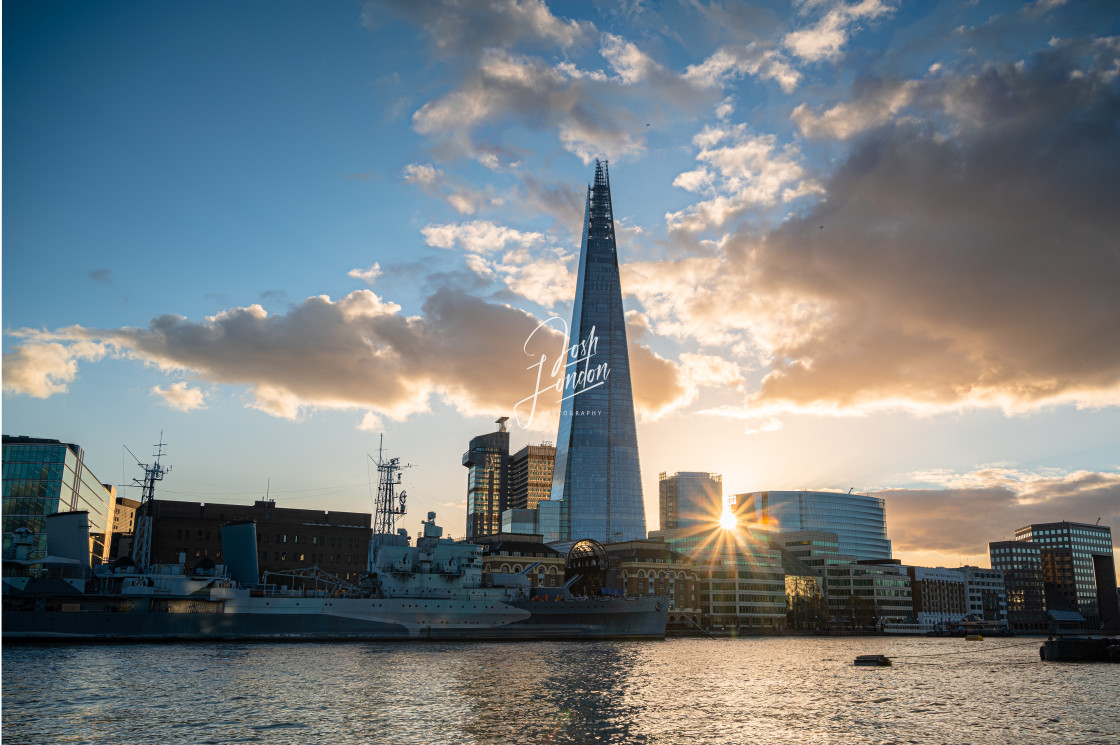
[
  {"left": 221, "top": 521, "right": 260, "bottom": 586},
  {"left": 45, "top": 511, "right": 91, "bottom": 570}
]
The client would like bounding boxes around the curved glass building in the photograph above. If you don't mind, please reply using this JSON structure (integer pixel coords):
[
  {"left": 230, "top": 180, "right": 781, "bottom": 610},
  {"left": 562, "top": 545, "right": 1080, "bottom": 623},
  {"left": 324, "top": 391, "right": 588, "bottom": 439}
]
[
  {"left": 733, "top": 490, "right": 891, "bottom": 561},
  {"left": 549, "top": 161, "right": 646, "bottom": 544}
]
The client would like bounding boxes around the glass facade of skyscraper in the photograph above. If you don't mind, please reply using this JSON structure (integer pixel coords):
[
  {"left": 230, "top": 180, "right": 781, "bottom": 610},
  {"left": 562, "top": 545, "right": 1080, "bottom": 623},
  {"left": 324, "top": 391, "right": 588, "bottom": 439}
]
[
  {"left": 734, "top": 490, "right": 891, "bottom": 561},
  {"left": 1014, "top": 521, "right": 1114, "bottom": 624},
  {"left": 659, "top": 471, "right": 723, "bottom": 530},
  {"left": 550, "top": 161, "right": 646, "bottom": 544},
  {"left": 462, "top": 423, "right": 510, "bottom": 541},
  {"left": 2, "top": 435, "right": 115, "bottom": 563}
]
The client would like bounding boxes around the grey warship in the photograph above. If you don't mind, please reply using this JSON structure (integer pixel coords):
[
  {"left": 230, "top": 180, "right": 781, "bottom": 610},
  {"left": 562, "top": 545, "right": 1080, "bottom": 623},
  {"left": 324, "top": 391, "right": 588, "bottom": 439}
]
[{"left": 2, "top": 446, "right": 668, "bottom": 641}]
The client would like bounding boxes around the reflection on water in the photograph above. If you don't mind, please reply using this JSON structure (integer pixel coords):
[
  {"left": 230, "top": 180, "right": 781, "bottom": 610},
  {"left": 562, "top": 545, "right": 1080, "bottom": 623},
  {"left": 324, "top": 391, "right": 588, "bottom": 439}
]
[{"left": 3, "top": 637, "right": 1117, "bottom": 744}]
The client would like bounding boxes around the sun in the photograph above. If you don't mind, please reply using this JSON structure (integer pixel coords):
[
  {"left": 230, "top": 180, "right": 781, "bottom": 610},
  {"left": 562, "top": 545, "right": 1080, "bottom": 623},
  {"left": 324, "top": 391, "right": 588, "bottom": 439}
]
[{"left": 718, "top": 510, "right": 738, "bottom": 531}]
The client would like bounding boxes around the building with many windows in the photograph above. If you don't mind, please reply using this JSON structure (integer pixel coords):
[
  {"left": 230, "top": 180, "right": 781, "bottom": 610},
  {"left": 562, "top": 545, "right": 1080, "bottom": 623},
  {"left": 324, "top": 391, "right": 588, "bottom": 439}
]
[
  {"left": 658, "top": 471, "right": 723, "bottom": 531},
  {"left": 825, "top": 561, "right": 913, "bottom": 628},
  {"left": 651, "top": 525, "right": 787, "bottom": 631},
  {"left": 988, "top": 540, "right": 1047, "bottom": 631},
  {"left": 1015, "top": 521, "right": 1114, "bottom": 626},
  {"left": 146, "top": 498, "right": 371, "bottom": 584},
  {"left": 2, "top": 435, "right": 116, "bottom": 564},
  {"left": 509, "top": 443, "right": 555, "bottom": 511},
  {"left": 733, "top": 490, "right": 892, "bottom": 561},
  {"left": 462, "top": 418, "right": 511, "bottom": 541},
  {"left": 549, "top": 161, "right": 646, "bottom": 544}
]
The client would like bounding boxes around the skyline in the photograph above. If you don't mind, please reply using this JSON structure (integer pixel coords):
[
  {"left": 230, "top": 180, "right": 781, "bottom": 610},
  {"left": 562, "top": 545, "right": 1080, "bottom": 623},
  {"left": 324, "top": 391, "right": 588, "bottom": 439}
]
[{"left": 3, "top": 1, "right": 1119, "bottom": 570}]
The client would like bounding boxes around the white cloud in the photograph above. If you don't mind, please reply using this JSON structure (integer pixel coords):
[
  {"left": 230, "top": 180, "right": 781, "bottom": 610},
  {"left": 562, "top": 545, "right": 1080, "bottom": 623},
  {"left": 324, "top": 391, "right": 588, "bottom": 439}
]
[
  {"left": 151, "top": 382, "right": 207, "bottom": 412},
  {"left": 684, "top": 44, "right": 802, "bottom": 93},
  {"left": 784, "top": 0, "right": 896, "bottom": 63},
  {"left": 348, "top": 263, "right": 383, "bottom": 285}
]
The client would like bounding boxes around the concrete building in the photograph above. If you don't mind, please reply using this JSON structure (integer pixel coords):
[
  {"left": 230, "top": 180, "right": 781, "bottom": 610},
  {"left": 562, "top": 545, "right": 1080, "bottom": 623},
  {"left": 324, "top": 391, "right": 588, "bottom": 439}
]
[
  {"left": 462, "top": 418, "right": 511, "bottom": 541},
  {"left": 658, "top": 471, "right": 723, "bottom": 531},
  {"left": 825, "top": 561, "right": 913, "bottom": 628},
  {"left": 108, "top": 496, "right": 141, "bottom": 560},
  {"left": 2, "top": 435, "right": 116, "bottom": 564},
  {"left": 146, "top": 498, "right": 371, "bottom": 583},
  {"left": 651, "top": 525, "right": 787, "bottom": 631},
  {"left": 509, "top": 443, "right": 555, "bottom": 511},
  {"left": 549, "top": 161, "right": 646, "bottom": 544},
  {"left": 907, "top": 566, "right": 967, "bottom": 626},
  {"left": 989, "top": 540, "right": 1047, "bottom": 631},
  {"left": 1015, "top": 520, "right": 1114, "bottom": 627},
  {"left": 961, "top": 566, "right": 1008, "bottom": 625},
  {"left": 734, "top": 490, "right": 892, "bottom": 561}
]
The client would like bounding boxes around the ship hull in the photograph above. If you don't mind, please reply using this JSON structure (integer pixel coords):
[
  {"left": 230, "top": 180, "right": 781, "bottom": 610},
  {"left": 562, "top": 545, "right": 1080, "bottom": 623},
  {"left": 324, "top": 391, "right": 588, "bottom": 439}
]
[{"left": 2, "top": 595, "right": 667, "bottom": 642}]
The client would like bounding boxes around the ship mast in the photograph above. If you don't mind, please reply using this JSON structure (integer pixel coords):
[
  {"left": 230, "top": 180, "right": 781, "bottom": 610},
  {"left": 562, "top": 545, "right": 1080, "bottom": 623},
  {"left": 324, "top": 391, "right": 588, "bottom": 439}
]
[
  {"left": 126, "top": 434, "right": 171, "bottom": 570},
  {"left": 369, "top": 435, "right": 410, "bottom": 538}
]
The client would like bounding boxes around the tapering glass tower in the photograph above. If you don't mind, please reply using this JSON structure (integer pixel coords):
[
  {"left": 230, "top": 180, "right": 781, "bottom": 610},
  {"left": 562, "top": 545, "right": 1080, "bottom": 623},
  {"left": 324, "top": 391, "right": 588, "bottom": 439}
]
[{"left": 549, "top": 161, "right": 646, "bottom": 544}]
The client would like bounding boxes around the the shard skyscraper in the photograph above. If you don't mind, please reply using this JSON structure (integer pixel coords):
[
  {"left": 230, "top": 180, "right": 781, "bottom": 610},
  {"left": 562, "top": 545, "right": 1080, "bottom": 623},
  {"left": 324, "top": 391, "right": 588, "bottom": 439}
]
[{"left": 548, "top": 160, "right": 646, "bottom": 544}]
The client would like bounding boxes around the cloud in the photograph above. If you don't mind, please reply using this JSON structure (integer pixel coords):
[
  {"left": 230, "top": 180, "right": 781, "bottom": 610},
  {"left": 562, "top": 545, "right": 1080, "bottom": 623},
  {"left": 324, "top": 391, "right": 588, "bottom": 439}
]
[
  {"left": 621, "top": 39, "right": 1120, "bottom": 417},
  {"left": 1, "top": 334, "right": 110, "bottom": 398},
  {"left": 151, "top": 382, "right": 207, "bottom": 412},
  {"left": 348, "top": 263, "right": 383, "bottom": 285},
  {"left": 684, "top": 44, "right": 802, "bottom": 93},
  {"left": 665, "top": 124, "right": 821, "bottom": 234},
  {"left": 3, "top": 288, "right": 687, "bottom": 428},
  {"left": 362, "top": 0, "right": 594, "bottom": 56},
  {"left": 421, "top": 220, "right": 575, "bottom": 308},
  {"left": 402, "top": 163, "right": 504, "bottom": 213},
  {"left": 791, "top": 78, "right": 918, "bottom": 139},
  {"left": 784, "top": 0, "right": 896, "bottom": 63},
  {"left": 876, "top": 467, "right": 1120, "bottom": 558}
]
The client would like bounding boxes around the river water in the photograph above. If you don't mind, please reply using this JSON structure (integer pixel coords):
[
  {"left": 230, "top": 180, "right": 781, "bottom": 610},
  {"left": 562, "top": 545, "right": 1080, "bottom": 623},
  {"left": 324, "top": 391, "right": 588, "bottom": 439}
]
[{"left": 2, "top": 637, "right": 1116, "bottom": 744}]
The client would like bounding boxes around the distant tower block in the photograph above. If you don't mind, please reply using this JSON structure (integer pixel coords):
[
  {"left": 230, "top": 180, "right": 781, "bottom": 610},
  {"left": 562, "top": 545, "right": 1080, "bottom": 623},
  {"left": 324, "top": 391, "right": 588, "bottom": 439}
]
[{"left": 549, "top": 161, "right": 646, "bottom": 544}]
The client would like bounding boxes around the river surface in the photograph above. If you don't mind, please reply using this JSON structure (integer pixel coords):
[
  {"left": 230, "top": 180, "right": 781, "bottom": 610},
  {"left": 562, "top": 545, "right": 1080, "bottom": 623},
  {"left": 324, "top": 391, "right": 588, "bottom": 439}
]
[{"left": 3, "top": 637, "right": 1116, "bottom": 744}]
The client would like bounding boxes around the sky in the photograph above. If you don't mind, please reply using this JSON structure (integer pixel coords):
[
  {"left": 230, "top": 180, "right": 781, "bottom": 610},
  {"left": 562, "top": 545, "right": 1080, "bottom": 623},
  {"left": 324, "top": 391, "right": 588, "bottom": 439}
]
[{"left": 3, "top": 0, "right": 1119, "bottom": 572}]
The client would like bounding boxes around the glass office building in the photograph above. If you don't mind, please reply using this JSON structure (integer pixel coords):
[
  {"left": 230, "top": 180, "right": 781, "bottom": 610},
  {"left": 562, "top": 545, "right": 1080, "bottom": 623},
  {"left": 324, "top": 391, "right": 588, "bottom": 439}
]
[
  {"left": 550, "top": 161, "right": 646, "bottom": 544},
  {"left": 2, "top": 435, "right": 115, "bottom": 563},
  {"left": 659, "top": 471, "right": 723, "bottom": 530},
  {"left": 1014, "top": 521, "right": 1114, "bottom": 625},
  {"left": 462, "top": 420, "right": 510, "bottom": 541},
  {"left": 734, "top": 490, "right": 892, "bottom": 561}
]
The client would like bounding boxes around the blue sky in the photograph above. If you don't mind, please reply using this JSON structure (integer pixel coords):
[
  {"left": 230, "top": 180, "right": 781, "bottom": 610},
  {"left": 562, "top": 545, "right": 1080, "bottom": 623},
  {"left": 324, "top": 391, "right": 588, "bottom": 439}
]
[{"left": 4, "top": 0, "right": 1119, "bottom": 568}]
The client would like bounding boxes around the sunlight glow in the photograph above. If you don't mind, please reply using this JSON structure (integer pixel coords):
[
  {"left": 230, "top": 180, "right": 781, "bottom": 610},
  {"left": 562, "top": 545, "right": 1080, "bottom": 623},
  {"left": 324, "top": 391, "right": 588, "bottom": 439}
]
[{"left": 719, "top": 510, "right": 738, "bottom": 531}]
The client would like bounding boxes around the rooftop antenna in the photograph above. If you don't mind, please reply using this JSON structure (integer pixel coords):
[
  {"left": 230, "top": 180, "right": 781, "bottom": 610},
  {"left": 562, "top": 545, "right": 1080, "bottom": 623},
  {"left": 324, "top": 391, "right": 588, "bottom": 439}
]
[
  {"left": 126, "top": 433, "right": 171, "bottom": 570},
  {"left": 368, "top": 434, "right": 412, "bottom": 539}
]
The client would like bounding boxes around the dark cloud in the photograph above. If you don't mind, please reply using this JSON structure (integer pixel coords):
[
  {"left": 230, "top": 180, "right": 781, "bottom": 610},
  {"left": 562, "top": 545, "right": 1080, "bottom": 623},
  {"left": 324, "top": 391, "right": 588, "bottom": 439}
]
[
  {"left": 736, "top": 40, "right": 1120, "bottom": 411},
  {"left": 4, "top": 288, "right": 689, "bottom": 424},
  {"left": 877, "top": 469, "right": 1120, "bottom": 557}
]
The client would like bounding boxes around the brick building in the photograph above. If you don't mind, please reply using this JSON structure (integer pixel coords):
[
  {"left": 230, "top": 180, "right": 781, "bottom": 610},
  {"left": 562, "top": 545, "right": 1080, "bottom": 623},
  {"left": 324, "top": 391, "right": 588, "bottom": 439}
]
[{"left": 143, "top": 499, "right": 371, "bottom": 583}]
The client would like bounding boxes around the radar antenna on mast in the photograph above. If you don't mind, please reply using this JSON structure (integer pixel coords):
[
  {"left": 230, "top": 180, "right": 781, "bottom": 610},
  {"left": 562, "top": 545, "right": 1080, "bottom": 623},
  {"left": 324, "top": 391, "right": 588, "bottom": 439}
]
[
  {"left": 126, "top": 433, "right": 172, "bottom": 570},
  {"left": 368, "top": 434, "right": 412, "bottom": 539}
]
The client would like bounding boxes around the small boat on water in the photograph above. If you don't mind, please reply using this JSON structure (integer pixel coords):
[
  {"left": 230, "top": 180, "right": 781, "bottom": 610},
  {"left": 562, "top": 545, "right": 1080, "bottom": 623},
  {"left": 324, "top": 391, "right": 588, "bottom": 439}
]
[{"left": 854, "top": 654, "right": 892, "bottom": 666}]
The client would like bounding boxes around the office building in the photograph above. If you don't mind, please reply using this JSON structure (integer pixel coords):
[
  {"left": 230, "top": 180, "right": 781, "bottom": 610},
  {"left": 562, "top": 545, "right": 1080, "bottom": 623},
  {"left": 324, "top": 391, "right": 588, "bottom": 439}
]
[
  {"left": 907, "top": 566, "right": 967, "bottom": 626},
  {"left": 989, "top": 540, "right": 1047, "bottom": 631},
  {"left": 509, "top": 443, "right": 555, "bottom": 511},
  {"left": 659, "top": 471, "right": 723, "bottom": 530},
  {"left": 652, "top": 525, "right": 787, "bottom": 631},
  {"left": 734, "top": 490, "right": 891, "bottom": 560},
  {"left": 960, "top": 566, "right": 1007, "bottom": 624},
  {"left": 2, "top": 435, "right": 116, "bottom": 564},
  {"left": 825, "top": 561, "right": 912, "bottom": 627},
  {"left": 549, "top": 161, "right": 646, "bottom": 544},
  {"left": 148, "top": 498, "right": 371, "bottom": 583},
  {"left": 1015, "top": 520, "right": 1114, "bottom": 626},
  {"left": 462, "top": 418, "right": 511, "bottom": 541}
]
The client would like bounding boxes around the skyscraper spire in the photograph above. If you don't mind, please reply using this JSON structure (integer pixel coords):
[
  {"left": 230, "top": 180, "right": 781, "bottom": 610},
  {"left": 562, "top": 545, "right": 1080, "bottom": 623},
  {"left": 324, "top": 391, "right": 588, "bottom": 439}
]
[{"left": 549, "top": 160, "right": 646, "bottom": 543}]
